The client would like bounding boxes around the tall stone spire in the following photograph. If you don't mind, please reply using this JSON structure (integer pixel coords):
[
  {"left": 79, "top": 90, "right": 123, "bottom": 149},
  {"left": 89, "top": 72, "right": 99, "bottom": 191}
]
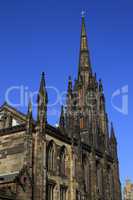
[
  {"left": 37, "top": 72, "right": 48, "bottom": 132},
  {"left": 78, "top": 15, "right": 92, "bottom": 79}
]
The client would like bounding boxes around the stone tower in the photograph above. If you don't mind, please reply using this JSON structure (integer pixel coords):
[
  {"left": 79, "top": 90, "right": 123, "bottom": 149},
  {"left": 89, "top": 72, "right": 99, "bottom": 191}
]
[{"left": 65, "top": 15, "right": 122, "bottom": 200}]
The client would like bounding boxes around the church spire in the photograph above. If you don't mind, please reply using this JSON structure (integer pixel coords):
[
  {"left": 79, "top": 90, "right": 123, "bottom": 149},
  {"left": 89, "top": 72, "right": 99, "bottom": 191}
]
[
  {"left": 80, "top": 15, "right": 88, "bottom": 50},
  {"left": 27, "top": 98, "right": 33, "bottom": 121},
  {"left": 78, "top": 15, "right": 92, "bottom": 78},
  {"left": 37, "top": 72, "right": 48, "bottom": 132},
  {"left": 38, "top": 72, "right": 47, "bottom": 99}
]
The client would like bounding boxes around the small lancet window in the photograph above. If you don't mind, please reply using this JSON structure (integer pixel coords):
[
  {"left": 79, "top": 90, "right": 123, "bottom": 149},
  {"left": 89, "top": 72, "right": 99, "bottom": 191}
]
[
  {"left": 47, "top": 141, "right": 55, "bottom": 172},
  {"left": 60, "top": 146, "right": 66, "bottom": 176}
]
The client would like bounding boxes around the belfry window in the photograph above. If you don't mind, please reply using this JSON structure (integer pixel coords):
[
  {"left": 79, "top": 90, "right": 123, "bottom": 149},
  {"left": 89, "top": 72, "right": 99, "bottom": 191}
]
[{"left": 47, "top": 141, "right": 54, "bottom": 172}]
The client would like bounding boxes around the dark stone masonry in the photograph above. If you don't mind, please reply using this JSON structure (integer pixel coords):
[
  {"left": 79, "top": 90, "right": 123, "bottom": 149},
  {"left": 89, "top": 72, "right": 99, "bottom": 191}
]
[{"left": 0, "top": 16, "right": 121, "bottom": 200}]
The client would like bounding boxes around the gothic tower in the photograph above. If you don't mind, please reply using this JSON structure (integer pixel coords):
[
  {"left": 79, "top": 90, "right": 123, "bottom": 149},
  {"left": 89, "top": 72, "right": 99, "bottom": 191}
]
[{"left": 65, "top": 15, "right": 121, "bottom": 200}]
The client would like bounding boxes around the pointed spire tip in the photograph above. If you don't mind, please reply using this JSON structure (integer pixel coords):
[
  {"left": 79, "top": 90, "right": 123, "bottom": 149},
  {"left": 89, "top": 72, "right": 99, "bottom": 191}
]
[
  {"left": 41, "top": 72, "right": 45, "bottom": 81},
  {"left": 81, "top": 10, "right": 86, "bottom": 18},
  {"left": 111, "top": 122, "right": 114, "bottom": 130},
  {"left": 69, "top": 75, "right": 72, "bottom": 81}
]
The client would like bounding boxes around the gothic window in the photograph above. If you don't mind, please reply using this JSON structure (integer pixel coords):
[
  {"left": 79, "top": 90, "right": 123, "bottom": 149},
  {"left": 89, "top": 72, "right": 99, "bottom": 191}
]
[
  {"left": 60, "top": 186, "right": 67, "bottom": 200},
  {"left": 47, "top": 182, "right": 55, "bottom": 200},
  {"left": 47, "top": 141, "right": 55, "bottom": 172},
  {"left": 59, "top": 146, "right": 66, "bottom": 176}
]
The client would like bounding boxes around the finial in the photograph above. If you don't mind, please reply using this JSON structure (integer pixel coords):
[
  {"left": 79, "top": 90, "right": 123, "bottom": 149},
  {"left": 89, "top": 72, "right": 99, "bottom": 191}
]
[
  {"left": 27, "top": 98, "right": 33, "bottom": 120},
  {"left": 99, "top": 78, "right": 102, "bottom": 83},
  {"left": 39, "top": 72, "right": 47, "bottom": 95},
  {"left": 81, "top": 10, "right": 86, "bottom": 18},
  {"left": 41, "top": 72, "right": 45, "bottom": 86},
  {"left": 99, "top": 79, "right": 103, "bottom": 92},
  {"left": 28, "top": 98, "right": 32, "bottom": 114},
  {"left": 69, "top": 75, "right": 72, "bottom": 81},
  {"left": 37, "top": 71, "right": 48, "bottom": 107},
  {"left": 42, "top": 72, "right": 45, "bottom": 77},
  {"left": 68, "top": 76, "right": 72, "bottom": 93}
]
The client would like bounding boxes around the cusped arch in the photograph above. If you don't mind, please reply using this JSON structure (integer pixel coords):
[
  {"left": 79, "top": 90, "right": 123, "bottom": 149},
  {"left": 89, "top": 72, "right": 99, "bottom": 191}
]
[
  {"left": 47, "top": 140, "right": 56, "bottom": 172},
  {"left": 59, "top": 145, "right": 68, "bottom": 177}
]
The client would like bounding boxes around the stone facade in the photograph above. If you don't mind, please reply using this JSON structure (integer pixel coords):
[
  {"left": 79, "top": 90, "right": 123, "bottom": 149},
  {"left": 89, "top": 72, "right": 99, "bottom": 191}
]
[{"left": 0, "top": 16, "right": 121, "bottom": 200}]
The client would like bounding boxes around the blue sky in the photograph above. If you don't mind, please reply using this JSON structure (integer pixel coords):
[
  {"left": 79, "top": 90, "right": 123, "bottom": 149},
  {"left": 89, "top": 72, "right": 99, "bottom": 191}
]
[{"left": 0, "top": 0, "right": 132, "bottom": 188}]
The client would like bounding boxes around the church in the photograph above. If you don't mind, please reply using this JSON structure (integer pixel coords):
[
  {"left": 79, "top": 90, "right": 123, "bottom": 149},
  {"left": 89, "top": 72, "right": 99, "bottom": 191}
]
[{"left": 0, "top": 16, "right": 121, "bottom": 200}]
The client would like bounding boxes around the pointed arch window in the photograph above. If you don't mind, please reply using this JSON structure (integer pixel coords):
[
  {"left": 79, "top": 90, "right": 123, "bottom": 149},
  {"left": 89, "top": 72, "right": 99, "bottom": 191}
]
[
  {"left": 47, "top": 141, "right": 55, "bottom": 172},
  {"left": 60, "top": 146, "right": 66, "bottom": 176},
  {"left": 47, "top": 181, "right": 55, "bottom": 200}
]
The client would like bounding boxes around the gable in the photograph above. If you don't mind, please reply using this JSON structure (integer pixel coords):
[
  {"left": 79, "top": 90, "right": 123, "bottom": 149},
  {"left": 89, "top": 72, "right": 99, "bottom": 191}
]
[{"left": 0, "top": 103, "right": 27, "bottom": 129}]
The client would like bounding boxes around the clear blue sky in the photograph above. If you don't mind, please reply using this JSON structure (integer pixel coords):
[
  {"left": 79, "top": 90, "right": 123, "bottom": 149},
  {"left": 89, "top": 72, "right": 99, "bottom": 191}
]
[{"left": 0, "top": 0, "right": 132, "bottom": 187}]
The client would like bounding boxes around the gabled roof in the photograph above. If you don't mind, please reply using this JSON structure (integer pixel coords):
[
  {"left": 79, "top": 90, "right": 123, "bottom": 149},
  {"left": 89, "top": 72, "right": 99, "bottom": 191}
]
[{"left": 0, "top": 102, "right": 27, "bottom": 124}]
